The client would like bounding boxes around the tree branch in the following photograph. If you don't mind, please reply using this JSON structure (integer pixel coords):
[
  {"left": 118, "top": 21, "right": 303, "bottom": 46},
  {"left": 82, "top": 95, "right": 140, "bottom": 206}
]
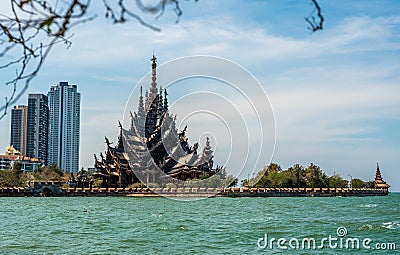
[
  {"left": 305, "top": 0, "right": 324, "bottom": 32},
  {"left": 1, "top": 0, "right": 322, "bottom": 120}
]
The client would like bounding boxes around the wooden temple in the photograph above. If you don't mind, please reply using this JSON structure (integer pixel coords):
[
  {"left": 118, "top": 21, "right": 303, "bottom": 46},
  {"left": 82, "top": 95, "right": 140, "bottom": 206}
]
[{"left": 93, "top": 55, "right": 220, "bottom": 188}]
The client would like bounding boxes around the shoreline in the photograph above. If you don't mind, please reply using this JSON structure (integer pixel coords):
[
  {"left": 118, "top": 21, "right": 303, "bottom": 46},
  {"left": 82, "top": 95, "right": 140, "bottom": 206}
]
[{"left": 0, "top": 186, "right": 389, "bottom": 197}]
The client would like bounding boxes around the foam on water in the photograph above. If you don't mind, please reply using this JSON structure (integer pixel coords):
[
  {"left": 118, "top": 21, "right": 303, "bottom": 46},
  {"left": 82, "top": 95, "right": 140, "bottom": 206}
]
[
  {"left": 360, "top": 203, "right": 378, "bottom": 208},
  {"left": 382, "top": 222, "right": 400, "bottom": 230},
  {"left": 359, "top": 223, "right": 373, "bottom": 230}
]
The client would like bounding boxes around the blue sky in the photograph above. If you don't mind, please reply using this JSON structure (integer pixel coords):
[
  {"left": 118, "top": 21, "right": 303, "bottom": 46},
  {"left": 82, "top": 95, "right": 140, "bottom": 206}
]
[{"left": 0, "top": 0, "right": 399, "bottom": 190}]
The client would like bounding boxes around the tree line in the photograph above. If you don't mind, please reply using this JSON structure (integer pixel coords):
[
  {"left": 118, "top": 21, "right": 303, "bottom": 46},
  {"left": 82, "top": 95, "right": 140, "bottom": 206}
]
[
  {"left": 0, "top": 162, "right": 67, "bottom": 187},
  {"left": 242, "top": 163, "right": 375, "bottom": 189},
  {"left": 2, "top": 161, "right": 375, "bottom": 189}
]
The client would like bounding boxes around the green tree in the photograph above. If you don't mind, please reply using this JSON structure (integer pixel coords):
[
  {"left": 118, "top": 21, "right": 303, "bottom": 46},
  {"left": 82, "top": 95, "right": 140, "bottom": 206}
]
[
  {"left": 0, "top": 169, "right": 25, "bottom": 187},
  {"left": 34, "top": 164, "right": 67, "bottom": 182},
  {"left": 12, "top": 162, "right": 23, "bottom": 176},
  {"left": 351, "top": 178, "right": 365, "bottom": 188},
  {"left": 266, "top": 163, "right": 282, "bottom": 173},
  {"left": 225, "top": 177, "right": 238, "bottom": 187},
  {"left": 48, "top": 162, "right": 64, "bottom": 177},
  {"left": 267, "top": 171, "right": 291, "bottom": 188},
  {"left": 304, "top": 163, "right": 328, "bottom": 188},
  {"left": 185, "top": 179, "right": 200, "bottom": 188},
  {"left": 364, "top": 181, "right": 375, "bottom": 189},
  {"left": 253, "top": 163, "right": 282, "bottom": 188},
  {"left": 199, "top": 172, "right": 209, "bottom": 180},
  {"left": 328, "top": 173, "right": 348, "bottom": 188},
  {"left": 253, "top": 175, "right": 270, "bottom": 188},
  {"left": 205, "top": 175, "right": 223, "bottom": 188},
  {"left": 286, "top": 164, "right": 306, "bottom": 187},
  {"left": 248, "top": 162, "right": 375, "bottom": 189}
]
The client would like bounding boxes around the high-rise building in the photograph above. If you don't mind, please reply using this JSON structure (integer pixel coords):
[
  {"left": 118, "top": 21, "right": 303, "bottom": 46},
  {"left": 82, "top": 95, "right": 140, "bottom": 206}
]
[
  {"left": 10, "top": 105, "right": 28, "bottom": 155},
  {"left": 48, "top": 82, "right": 81, "bottom": 173},
  {"left": 26, "top": 94, "right": 49, "bottom": 164}
]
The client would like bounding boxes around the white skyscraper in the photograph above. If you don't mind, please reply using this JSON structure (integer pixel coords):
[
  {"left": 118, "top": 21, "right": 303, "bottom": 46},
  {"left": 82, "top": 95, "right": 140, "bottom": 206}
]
[{"left": 48, "top": 82, "right": 81, "bottom": 172}]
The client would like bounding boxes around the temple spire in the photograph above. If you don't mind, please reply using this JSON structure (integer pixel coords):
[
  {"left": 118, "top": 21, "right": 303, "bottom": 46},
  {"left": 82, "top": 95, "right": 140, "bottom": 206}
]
[
  {"left": 159, "top": 87, "right": 163, "bottom": 111},
  {"left": 137, "top": 86, "right": 145, "bottom": 119},
  {"left": 145, "top": 89, "right": 149, "bottom": 112},
  {"left": 151, "top": 54, "right": 158, "bottom": 94},
  {"left": 156, "top": 87, "right": 164, "bottom": 125},
  {"left": 116, "top": 121, "right": 124, "bottom": 150},
  {"left": 203, "top": 137, "right": 214, "bottom": 169},
  {"left": 164, "top": 89, "right": 168, "bottom": 112},
  {"left": 145, "top": 53, "right": 158, "bottom": 109},
  {"left": 375, "top": 162, "right": 382, "bottom": 180},
  {"left": 374, "top": 162, "right": 390, "bottom": 189},
  {"left": 147, "top": 54, "right": 158, "bottom": 109},
  {"left": 129, "top": 111, "right": 134, "bottom": 131}
]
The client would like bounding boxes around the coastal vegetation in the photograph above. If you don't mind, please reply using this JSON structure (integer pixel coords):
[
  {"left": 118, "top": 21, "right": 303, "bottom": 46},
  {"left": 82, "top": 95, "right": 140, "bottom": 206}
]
[
  {"left": 182, "top": 174, "right": 238, "bottom": 188},
  {"left": 242, "top": 163, "right": 374, "bottom": 189},
  {"left": 124, "top": 174, "right": 238, "bottom": 189},
  {"left": 0, "top": 161, "right": 373, "bottom": 190},
  {"left": 0, "top": 162, "right": 25, "bottom": 187},
  {"left": 0, "top": 162, "right": 67, "bottom": 187}
]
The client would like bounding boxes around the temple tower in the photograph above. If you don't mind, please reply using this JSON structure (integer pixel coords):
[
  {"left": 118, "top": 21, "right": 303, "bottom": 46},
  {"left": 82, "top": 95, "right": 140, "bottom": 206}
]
[
  {"left": 164, "top": 89, "right": 169, "bottom": 112},
  {"left": 203, "top": 137, "right": 214, "bottom": 168},
  {"left": 146, "top": 54, "right": 158, "bottom": 111},
  {"left": 374, "top": 162, "right": 390, "bottom": 189},
  {"left": 144, "top": 55, "right": 161, "bottom": 138},
  {"left": 137, "top": 86, "right": 145, "bottom": 120}
]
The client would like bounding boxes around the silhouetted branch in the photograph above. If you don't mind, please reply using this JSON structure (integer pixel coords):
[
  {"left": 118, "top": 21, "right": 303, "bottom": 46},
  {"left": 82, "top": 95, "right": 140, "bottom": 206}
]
[
  {"left": 1, "top": 0, "right": 200, "bottom": 120},
  {"left": 305, "top": 0, "right": 324, "bottom": 32},
  {"left": 1, "top": 0, "right": 323, "bottom": 120},
  {"left": 0, "top": 0, "right": 92, "bottom": 119}
]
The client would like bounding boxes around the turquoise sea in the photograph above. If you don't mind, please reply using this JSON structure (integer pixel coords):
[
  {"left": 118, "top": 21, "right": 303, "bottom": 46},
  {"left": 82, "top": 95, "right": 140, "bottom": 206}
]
[{"left": 1, "top": 193, "right": 399, "bottom": 254}]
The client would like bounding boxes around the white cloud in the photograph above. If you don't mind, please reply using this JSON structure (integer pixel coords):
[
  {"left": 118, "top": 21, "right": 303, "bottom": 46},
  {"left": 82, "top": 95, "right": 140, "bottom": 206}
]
[{"left": 1, "top": 2, "right": 400, "bottom": 189}]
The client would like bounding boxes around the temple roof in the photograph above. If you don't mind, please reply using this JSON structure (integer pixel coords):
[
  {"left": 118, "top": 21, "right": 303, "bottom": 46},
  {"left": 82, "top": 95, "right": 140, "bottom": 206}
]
[
  {"left": 5, "top": 145, "right": 20, "bottom": 155},
  {"left": 93, "top": 54, "right": 217, "bottom": 183},
  {"left": 374, "top": 163, "right": 390, "bottom": 189}
]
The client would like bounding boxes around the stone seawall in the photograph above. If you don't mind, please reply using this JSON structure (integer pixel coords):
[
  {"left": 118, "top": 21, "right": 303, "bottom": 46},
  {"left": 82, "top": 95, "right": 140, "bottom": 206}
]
[
  {"left": 0, "top": 186, "right": 389, "bottom": 197},
  {"left": 222, "top": 187, "right": 389, "bottom": 197},
  {"left": 0, "top": 187, "right": 32, "bottom": 197}
]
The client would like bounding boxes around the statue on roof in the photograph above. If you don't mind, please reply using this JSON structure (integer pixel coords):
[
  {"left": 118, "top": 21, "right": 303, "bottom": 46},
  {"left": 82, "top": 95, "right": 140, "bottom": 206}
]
[
  {"left": 192, "top": 142, "right": 199, "bottom": 155},
  {"left": 178, "top": 125, "right": 187, "bottom": 140},
  {"left": 105, "top": 136, "right": 112, "bottom": 146}
]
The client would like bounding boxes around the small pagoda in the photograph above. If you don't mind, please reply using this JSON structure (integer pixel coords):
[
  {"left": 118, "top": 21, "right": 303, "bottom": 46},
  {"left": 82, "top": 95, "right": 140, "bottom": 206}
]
[
  {"left": 374, "top": 163, "right": 390, "bottom": 190},
  {"left": 93, "top": 55, "right": 222, "bottom": 188}
]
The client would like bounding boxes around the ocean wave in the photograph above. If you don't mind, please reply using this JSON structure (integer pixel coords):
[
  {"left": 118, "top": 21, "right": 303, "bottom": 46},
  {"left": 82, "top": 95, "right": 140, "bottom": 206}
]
[
  {"left": 382, "top": 222, "right": 400, "bottom": 230},
  {"left": 359, "top": 224, "right": 374, "bottom": 230},
  {"left": 360, "top": 204, "right": 378, "bottom": 208}
]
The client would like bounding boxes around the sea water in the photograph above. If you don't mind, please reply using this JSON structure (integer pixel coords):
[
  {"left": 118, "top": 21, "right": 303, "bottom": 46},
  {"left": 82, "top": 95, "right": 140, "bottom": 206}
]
[{"left": 1, "top": 193, "right": 399, "bottom": 254}]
